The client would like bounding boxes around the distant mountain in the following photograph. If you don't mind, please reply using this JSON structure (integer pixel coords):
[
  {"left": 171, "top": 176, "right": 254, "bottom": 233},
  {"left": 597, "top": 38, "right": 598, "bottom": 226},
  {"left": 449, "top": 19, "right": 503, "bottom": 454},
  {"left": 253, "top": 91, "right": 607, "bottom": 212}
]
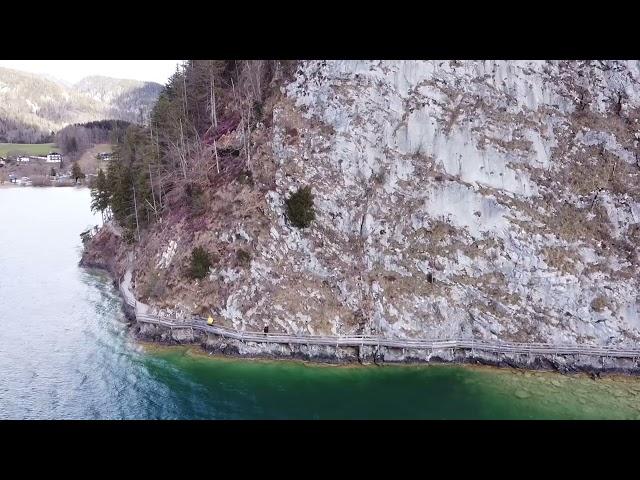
[
  {"left": 38, "top": 73, "right": 73, "bottom": 88},
  {"left": 0, "top": 67, "right": 163, "bottom": 143},
  {"left": 74, "top": 76, "right": 163, "bottom": 122}
]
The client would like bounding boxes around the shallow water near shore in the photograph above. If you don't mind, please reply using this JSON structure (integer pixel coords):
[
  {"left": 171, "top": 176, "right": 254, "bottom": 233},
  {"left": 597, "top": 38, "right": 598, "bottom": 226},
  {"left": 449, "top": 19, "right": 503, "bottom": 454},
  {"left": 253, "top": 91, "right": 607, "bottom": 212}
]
[
  {"left": 1, "top": 187, "right": 640, "bottom": 419},
  {"left": 141, "top": 345, "right": 640, "bottom": 419}
]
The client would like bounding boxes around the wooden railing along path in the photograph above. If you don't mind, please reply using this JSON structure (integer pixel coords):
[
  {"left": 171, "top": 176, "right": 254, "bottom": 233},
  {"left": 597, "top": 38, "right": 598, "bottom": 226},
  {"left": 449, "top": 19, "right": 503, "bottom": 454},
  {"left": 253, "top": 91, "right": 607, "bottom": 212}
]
[{"left": 118, "top": 272, "right": 640, "bottom": 360}]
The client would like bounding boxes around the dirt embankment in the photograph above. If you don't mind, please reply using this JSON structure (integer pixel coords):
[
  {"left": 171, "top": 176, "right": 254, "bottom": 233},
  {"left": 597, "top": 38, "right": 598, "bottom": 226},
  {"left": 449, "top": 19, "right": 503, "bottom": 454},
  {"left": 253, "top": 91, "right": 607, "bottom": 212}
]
[{"left": 77, "top": 143, "right": 112, "bottom": 175}]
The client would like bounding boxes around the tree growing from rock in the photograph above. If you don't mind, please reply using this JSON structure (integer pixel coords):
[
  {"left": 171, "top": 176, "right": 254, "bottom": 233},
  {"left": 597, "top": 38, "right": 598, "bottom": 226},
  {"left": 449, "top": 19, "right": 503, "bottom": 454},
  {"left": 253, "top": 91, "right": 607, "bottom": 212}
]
[
  {"left": 286, "top": 186, "right": 316, "bottom": 228},
  {"left": 189, "top": 246, "right": 212, "bottom": 280}
]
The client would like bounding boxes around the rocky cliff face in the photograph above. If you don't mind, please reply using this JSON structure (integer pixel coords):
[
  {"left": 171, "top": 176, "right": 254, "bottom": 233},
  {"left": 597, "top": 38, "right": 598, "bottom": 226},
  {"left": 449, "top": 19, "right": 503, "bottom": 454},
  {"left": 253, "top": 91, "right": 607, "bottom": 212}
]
[{"left": 125, "top": 60, "right": 640, "bottom": 349}]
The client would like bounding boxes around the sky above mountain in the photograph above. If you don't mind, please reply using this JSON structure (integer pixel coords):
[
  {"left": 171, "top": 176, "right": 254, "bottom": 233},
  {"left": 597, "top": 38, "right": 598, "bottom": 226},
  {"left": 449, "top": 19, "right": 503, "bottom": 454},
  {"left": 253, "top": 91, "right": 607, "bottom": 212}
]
[{"left": 0, "top": 60, "right": 182, "bottom": 85}]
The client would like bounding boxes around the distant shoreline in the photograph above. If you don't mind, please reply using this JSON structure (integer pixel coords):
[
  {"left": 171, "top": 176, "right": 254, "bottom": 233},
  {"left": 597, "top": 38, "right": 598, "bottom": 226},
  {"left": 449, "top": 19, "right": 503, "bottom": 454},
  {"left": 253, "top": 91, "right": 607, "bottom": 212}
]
[{"left": 0, "top": 183, "right": 87, "bottom": 189}]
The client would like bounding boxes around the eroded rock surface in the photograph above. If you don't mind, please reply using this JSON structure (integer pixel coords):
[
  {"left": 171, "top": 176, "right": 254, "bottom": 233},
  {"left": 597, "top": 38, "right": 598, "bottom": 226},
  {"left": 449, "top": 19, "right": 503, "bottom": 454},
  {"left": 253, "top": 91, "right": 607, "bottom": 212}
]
[{"left": 128, "top": 61, "right": 640, "bottom": 348}]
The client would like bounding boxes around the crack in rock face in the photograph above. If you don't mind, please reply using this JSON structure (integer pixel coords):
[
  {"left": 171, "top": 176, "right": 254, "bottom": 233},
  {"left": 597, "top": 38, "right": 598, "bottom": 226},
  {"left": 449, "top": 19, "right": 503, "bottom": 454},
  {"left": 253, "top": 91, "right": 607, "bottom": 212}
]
[{"left": 145, "top": 61, "right": 640, "bottom": 347}]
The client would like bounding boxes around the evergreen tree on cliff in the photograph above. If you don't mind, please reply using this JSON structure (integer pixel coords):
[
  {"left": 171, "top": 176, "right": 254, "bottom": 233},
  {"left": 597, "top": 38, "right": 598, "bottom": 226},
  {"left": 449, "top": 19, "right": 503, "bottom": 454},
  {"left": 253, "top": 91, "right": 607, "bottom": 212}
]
[
  {"left": 90, "top": 168, "right": 110, "bottom": 221},
  {"left": 104, "top": 125, "right": 156, "bottom": 235}
]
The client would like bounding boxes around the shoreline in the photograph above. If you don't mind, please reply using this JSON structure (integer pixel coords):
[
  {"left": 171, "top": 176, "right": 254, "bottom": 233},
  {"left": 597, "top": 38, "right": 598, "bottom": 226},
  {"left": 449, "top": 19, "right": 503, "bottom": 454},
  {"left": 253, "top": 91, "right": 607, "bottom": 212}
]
[
  {"left": 0, "top": 183, "right": 87, "bottom": 189},
  {"left": 79, "top": 253, "right": 640, "bottom": 378},
  {"left": 136, "top": 339, "right": 640, "bottom": 386},
  {"left": 131, "top": 324, "right": 637, "bottom": 377}
]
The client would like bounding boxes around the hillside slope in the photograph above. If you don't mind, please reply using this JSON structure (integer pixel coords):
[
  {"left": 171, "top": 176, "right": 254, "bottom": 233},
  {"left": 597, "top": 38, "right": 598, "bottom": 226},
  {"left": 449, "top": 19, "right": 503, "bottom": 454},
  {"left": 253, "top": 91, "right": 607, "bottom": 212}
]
[{"left": 0, "top": 67, "right": 162, "bottom": 142}]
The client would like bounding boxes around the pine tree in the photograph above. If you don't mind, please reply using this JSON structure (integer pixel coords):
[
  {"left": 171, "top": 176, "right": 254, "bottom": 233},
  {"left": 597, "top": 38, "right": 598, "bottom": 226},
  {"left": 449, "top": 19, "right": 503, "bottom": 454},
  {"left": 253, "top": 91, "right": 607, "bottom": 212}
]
[
  {"left": 71, "top": 162, "right": 85, "bottom": 183},
  {"left": 90, "top": 169, "right": 110, "bottom": 220},
  {"left": 102, "top": 124, "right": 157, "bottom": 233},
  {"left": 66, "top": 137, "right": 78, "bottom": 153},
  {"left": 105, "top": 159, "right": 132, "bottom": 227}
]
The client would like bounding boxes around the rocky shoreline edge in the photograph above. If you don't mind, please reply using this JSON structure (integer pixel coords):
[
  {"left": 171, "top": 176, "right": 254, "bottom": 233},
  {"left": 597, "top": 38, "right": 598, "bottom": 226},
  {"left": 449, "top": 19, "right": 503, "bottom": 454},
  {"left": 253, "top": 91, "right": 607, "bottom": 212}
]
[{"left": 79, "top": 254, "right": 640, "bottom": 378}]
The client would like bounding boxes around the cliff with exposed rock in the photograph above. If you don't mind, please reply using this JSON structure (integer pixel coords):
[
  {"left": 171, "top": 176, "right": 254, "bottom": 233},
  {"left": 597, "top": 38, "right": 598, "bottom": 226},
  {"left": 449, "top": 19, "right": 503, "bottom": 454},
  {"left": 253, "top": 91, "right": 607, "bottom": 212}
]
[{"left": 83, "top": 60, "right": 640, "bottom": 369}]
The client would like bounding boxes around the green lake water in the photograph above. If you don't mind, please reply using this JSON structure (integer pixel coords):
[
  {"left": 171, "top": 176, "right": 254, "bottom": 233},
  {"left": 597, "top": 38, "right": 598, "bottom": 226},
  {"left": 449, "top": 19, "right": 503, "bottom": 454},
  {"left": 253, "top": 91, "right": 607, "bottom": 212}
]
[
  {"left": 1, "top": 186, "right": 640, "bottom": 419},
  {"left": 142, "top": 347, "right": 640, "bottom": 419}
]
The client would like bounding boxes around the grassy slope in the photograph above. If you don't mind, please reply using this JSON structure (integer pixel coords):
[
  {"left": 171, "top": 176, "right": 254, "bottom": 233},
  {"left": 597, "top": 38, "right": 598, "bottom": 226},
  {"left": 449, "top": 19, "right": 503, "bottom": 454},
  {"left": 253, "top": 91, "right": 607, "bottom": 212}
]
[
  {"left": 0, "top": 143, "right": 60, "bottom": 156},
  {"left": 77, "top": 143, "right": 113, "bottom": 175}
]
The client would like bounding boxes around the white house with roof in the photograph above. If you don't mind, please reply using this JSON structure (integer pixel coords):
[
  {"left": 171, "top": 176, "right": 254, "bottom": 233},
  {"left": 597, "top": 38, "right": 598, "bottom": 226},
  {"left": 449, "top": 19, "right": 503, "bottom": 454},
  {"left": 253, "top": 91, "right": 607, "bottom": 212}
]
[
  {"left": 18, "top": 156, "right": 30, "bottom": 163},
  {"left": 46, "top": 152, "right": 62, "bottom": 163}
]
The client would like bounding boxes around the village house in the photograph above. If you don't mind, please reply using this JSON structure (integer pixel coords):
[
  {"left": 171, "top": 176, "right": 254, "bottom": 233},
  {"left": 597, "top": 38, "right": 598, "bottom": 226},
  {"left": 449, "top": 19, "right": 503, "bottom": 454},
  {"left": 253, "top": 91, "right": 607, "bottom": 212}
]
[
  {"left": 18, "top": 156, "right": 30, "bottom": 163},
  {"left": 46, "top": 152, "right": 62, "bottom": 163}
]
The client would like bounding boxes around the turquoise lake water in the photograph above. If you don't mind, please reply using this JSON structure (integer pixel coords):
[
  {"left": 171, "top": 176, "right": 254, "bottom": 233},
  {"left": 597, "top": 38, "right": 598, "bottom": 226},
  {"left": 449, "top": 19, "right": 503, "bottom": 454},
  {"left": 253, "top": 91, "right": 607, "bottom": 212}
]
[{"left": 1, "top": 186, "right": 639, "bottom": 419}]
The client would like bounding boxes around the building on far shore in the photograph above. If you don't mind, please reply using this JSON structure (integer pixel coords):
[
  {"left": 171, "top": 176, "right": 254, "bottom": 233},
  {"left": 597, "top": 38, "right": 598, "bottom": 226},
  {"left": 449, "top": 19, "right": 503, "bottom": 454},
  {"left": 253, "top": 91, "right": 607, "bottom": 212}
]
[
  {"left": 18, "top": 156, "right": 30, "bottom": 163},
  {"left": 46, "top": 152, "right": 62, "bottom": 163}
]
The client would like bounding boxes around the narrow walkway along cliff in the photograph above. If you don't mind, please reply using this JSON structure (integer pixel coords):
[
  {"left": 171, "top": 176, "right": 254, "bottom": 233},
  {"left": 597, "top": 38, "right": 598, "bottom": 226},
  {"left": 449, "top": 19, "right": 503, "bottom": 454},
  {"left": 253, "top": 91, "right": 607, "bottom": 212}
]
[{"left": 118, "top": 262, "right": 640, "bottom": 374}]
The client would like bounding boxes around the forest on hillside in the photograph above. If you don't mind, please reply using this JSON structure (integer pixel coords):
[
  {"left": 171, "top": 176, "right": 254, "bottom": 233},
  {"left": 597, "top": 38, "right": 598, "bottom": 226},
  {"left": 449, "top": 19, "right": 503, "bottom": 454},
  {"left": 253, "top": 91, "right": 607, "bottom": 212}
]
[
  {"left": 91, "top": 60, "right": 298, "bottom": 239},
  {"left": 0, "top": 116, "right": 54, "bottom": 143},
  {"left": 56, "top": 119, "right": 130, "bottom": 160}
]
